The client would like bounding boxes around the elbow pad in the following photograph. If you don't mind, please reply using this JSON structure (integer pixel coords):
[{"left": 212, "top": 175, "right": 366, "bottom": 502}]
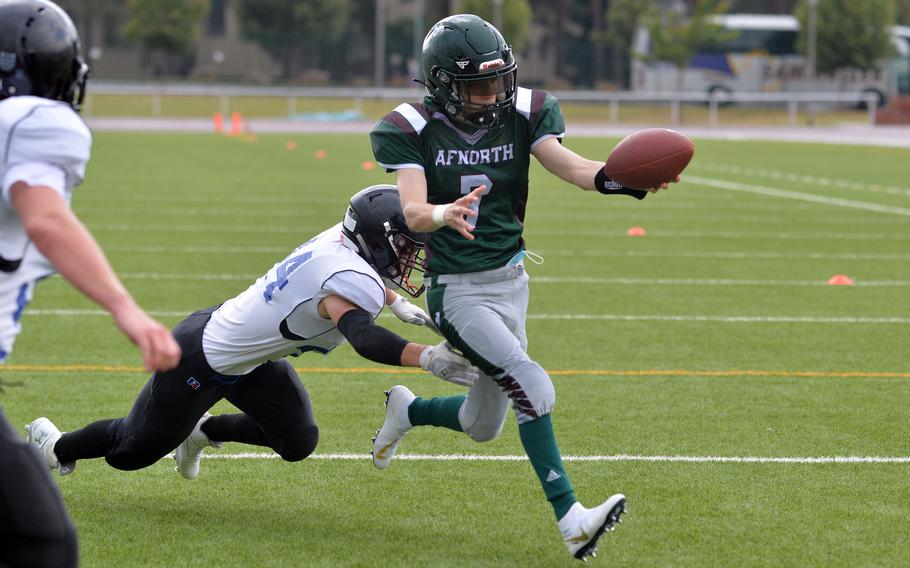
[{"left": 336, "top": 308, "right": 408, "bottom": 366}]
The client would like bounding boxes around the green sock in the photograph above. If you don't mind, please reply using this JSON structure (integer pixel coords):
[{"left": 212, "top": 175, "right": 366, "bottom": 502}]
[
  {"left": 518, "top": 414, "right": 576, "bottom": 520},
  {"left": 408, "top": 395, "right": 465, "bottom": 431}
]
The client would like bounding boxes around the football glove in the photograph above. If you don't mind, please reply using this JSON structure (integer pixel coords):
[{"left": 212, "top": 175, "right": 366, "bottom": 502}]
[
  {"left": 595, "top": 168, "right": 648, "bottom": 200},
  {"left": 419, "top": 342, "right": 479, "bottom": 387},
  {"left": 389, "top": 294, "right": 442, "bottom": 336}
]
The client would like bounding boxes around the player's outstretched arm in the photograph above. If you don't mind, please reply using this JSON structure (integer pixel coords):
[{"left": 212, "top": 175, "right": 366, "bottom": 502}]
[
  {"left": 396, "top": 168, "right": 481, "bottom": 240},
  {"left": 11, "top": 182, "right": 181, "bottom": 371},
  {"left": 321, "top": 294, "right": 477, "bottom": 386},
  {"left": 385, "top": 288, "right": 442, "bottom": 336},
  {"left": 531, "top": 137, "right": 677, "bottom": 194}
]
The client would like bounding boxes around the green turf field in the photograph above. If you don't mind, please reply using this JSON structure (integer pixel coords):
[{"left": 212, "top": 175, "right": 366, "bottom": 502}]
[{"left": 2, "top": 131, "right": 909, "bottom": 567}]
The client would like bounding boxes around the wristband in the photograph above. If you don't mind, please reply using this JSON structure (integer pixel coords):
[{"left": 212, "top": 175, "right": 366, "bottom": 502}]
[
  {"left": 431, "top": 204, "right": 449, "bottom": 227},
  {"left": 594, "top": 169, "right": 648, "bottom": 200}
]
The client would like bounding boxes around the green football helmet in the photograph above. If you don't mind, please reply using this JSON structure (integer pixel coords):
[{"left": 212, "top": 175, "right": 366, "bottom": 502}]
[{"left": 420, "top": 14, "right": 517, "bottom": 129}]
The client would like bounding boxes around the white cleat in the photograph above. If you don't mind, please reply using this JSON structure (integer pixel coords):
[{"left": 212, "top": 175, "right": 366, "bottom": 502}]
[
  {"left": 558, "top": 494, "right": 626, "bottom": 561},
  {"left": 25, "top": 417, "right": 75, "bottom": 476},
  {"left": 174, "top": 413, "right": 222, "bottom": 480},
  {"left": 370, "top": 385, "right": 415, "bottom": 469}
]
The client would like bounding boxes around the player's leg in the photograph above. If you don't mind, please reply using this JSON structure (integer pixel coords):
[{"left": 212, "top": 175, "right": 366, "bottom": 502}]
[
  {"left": 439, "top": 271, "right": 626, "bottom": 559},
  {"left": 208, "top": 359, "right": 319, "bottom": 462},
  {"left": 0, "top": 407, "right": 78, "bottom": 568},
  {"left": 48, "top": 310, "right": 228, "bottom": 472}
]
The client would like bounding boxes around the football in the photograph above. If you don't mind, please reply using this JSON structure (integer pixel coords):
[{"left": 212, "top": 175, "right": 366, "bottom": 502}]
[{"left": 604, "top": 128, "right": 695, "bottom": 189}]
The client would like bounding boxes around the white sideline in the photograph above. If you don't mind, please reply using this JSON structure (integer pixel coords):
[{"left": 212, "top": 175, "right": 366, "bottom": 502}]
[{"left": 186, "top": 452, "right": 910, "bottom": 464}]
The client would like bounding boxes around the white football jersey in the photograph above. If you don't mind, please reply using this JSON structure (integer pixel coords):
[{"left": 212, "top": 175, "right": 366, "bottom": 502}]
[
  {"left": 0, "top": 96, "right": 90, "bottom": 268},
  {"left": 202, "top": 223, "right": 387, "bottom": 376}
]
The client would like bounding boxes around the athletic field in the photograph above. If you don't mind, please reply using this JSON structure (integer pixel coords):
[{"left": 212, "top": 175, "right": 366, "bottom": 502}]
[{"left": 3, "top": 131, "right": 909, "bottom": 566}]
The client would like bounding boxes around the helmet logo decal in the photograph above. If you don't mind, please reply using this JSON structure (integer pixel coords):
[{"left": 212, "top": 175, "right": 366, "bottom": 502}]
[
  {"left": 455, "top": 60, "right": 470, "bottom": 69},
  {"left": 479, "top": 58, "right": 505, "bottom": 71}
]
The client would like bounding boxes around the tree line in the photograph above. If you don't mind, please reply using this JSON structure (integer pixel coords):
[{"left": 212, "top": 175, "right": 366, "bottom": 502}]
[{"left": 56, "top": 0, "right": 910, "bottom": 85}]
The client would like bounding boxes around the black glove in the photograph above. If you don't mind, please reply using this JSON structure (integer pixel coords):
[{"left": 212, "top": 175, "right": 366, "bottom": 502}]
[{"left": 595, "top": 169, "right": 648, "bottom": 200}]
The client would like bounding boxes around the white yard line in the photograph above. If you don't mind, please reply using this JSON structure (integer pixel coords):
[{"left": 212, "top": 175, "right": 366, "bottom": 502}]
[
  {"left": 24, "top": 309, "right": 910, "bottom": 324},
  {"left": 686, "top": 175, "right": 910, "bottom": 217},
  {"left": 694, "top": 163, "right": 910, "bottom": 197},
  {"left": 185, "top": 452, "right": 910, "bottom": 464}
]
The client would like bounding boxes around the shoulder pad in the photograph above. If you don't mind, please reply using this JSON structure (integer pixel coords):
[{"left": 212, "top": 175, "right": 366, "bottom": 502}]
[
  {"left": 514, "top": 87, "right": 554, "bottom": 124},
  {"left": 375, "top": 103, "right": 431, "bottom": 139},
  {"left": 2, "top": 98, "right": 91, "bottom": 184}
]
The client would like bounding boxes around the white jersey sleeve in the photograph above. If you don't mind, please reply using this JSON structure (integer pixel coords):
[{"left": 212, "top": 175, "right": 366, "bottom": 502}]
[
  {"left": 0, "top": 97, "right": 91, "bottom": 267},
  {"left": 317, "top": 270, "right": 386, "bottom": 317}
]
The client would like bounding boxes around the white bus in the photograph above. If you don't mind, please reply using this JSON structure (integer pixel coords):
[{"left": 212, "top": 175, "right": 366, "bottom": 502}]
[{"left": 632, "top": 14, "right": 910, "bottom": 106}]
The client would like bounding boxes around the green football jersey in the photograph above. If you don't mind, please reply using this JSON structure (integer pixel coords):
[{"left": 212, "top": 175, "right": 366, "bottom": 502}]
[{"left": 370, "top": 87, "right": 565, "bottom": 275}]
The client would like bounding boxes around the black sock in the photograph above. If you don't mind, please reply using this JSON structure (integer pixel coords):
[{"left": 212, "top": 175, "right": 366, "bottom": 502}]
[{"left": 54, "top": 418, "right": 120, "bottom": 464}]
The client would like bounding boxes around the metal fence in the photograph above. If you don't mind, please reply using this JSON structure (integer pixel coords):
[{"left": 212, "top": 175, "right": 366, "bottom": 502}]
[{"left": 84, "top": 82, "right": 880, "bottom": 127}]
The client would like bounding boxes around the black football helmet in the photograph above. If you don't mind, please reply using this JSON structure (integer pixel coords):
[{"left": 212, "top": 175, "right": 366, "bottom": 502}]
[
  {"left": 0, "top": 0, "right": 89, "bottom": 109},
  {"left": 342, "top": 185, "right": 428, "bottom": 298},
  {"left": 420, "top": 14, "right": 517, "bottom": 129}
]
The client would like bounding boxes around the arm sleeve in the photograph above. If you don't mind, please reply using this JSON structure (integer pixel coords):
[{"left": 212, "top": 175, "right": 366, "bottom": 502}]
[
  {"left": 1, "top": 162, "right": 67, "bottom": 206},
  {"left": 336, "top": 308, "right": 408, "bottom": 366}
]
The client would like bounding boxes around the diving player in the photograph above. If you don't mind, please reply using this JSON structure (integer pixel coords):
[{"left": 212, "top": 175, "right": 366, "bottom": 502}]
[{"left": 26, "top": 185, "right": 479, "bottom": 482}]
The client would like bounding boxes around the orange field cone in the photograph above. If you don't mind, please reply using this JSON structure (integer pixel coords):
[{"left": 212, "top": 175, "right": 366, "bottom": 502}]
[
  {"left": 285, "top": 140, "right": 297, "bottom": 151},
  {"left": 627, "top": 226, "right": 647, "bottom": 236},
  {"left": 213, "top": 112, "right": 224, "bottom": 134},
  {"left": 361, "top": 161, "right": 377, "bottom": 170},
  {"left": 827, "top": 274, "right": 854, "bottom": 286},
  {"left": 314, "top": 149, "right": 327, "bottom": 159},
  {"left": 229, "top": 112, "right": 244, "bottom": 136}
]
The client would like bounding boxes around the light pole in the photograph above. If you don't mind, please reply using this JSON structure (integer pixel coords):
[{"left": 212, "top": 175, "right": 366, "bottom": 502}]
[
  {"left": 374, "top": 0, "right": 386, "bottom": 88},
  {"left": 807, "top": 0, "right": 818, "bottom": 126}
]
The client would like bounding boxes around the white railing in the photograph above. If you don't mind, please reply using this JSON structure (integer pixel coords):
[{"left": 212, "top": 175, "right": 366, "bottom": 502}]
[{"left": 83, "top": 82, "right": 880, "bottom": 127}]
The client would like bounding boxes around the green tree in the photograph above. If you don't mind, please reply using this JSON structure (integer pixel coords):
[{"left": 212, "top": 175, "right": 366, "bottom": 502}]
[
  {"left": 899, "top": 0, "right": 910, "bottom": 24},
  {"left": 458, "top": 0, "right": 533, "bottom": 53},
  {"left": 795, "top": 0, "right": 895, "bottom": 74},
  {"left": 644, "top": 0, "right": 736, "bottom": 90},
  {"left": 122, "top": 0, "right": 207, "bottom": 76},
  {"left": 605, "top": 0, "right": 655, "bottom": 87},
  {"left": 236, "top": 0, "right": 350, "bottom": 80}
]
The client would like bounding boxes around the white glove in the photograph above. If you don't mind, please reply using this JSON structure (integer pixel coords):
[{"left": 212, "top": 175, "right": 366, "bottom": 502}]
[
  {"left": 389, "top": 294, "right": 442, "bottom": 336},
  {"left": 419, "top": 342, "right": 480, "bottom": 387}
]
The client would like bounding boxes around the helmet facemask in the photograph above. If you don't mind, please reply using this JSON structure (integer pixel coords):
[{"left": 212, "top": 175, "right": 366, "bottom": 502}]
[
  {"left": 383, "top": 226, "right": 427, "bottom": 298},
  {"left": 433, "top": 60, "right": 516, "bottom": 129},
  {"left": 342, "top": 186, "right": 429, "bottom": 299}
]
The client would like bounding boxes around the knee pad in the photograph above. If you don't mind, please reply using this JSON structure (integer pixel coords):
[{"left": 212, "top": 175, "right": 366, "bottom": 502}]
[
  {"left": 463, "top": 417, "right": 506, "bottom": 443},
  {"left": 277, "top": 424, "right": 319, "bottom": 462}
]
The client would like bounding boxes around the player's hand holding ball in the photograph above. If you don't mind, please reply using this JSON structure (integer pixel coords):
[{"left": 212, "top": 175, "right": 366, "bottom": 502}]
[{"left": 597, "top": 128, "right": 694, "bottom": 198}]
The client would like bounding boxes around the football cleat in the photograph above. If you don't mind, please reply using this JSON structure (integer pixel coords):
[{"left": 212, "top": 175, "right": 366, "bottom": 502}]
[
  {"left": 174, "top": 413, "right": 222, "bottom": 480},
  {"left": 25, "top": 417, "right": 75, "bottom": 476},
  {"left": 558, "top": 494, "right": 626, "bottom": 560},
  {"left": 370, "top": 385, "right": 415, "bottom": 469}
]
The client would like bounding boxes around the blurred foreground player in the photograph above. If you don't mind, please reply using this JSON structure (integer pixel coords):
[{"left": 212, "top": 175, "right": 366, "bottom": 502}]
[
  {"left": 0, "top": 1, "right": 181, "bottom": 566},
  {"left": 26, "top": 185, "right": 479, "bottom": 484}
]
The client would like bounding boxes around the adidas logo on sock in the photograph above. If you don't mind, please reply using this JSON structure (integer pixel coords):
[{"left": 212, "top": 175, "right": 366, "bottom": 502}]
[{"left": 546, "top": 469, "right": 562, "bottom": 482}]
